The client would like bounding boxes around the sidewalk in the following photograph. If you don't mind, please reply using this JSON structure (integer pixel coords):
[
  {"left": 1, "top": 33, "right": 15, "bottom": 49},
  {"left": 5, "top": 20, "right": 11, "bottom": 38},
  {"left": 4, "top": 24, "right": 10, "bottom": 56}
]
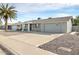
[{"left": 0, "top": 35, "right": 56, "bottom": 55}]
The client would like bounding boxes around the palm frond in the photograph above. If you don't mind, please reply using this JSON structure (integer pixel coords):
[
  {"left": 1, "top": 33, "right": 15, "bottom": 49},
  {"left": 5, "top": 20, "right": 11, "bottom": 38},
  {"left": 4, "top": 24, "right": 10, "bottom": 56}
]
[
  {"left": 6, "top": 4, "right": 9, "bottom": 9},
  {"left": 1, "top": 4, "right": 5, "bottom": 9},
  {"left": 9, "top": 5, "right": 15, "bottom": 10}
]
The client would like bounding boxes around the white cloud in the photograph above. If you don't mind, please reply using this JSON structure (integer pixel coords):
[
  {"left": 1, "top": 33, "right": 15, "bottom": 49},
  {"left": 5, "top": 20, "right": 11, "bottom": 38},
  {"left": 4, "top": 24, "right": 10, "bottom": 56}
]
[
  {"left": 53, "top": 13, "right": 72, "bottom": 17},
  {"left": 14, "top": 3, "right": 69, "bottom": 13}
]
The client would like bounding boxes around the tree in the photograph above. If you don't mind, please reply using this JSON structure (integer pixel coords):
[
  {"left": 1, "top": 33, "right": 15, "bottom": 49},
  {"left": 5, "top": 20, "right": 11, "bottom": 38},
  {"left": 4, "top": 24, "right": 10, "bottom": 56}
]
[
  {"left": 0, "top": 4, "right": 17, "bottom": 31},
  {"left": 48, "top": 17, "right": 52, "bottom": 19},
  {"left": 73, "top": 16, "right": 79, "bottom": 26},
  {"left": 37, "top": 17, "right": 41, "bottom": 20},
  {"left": 0, "top": 20, "right": 2, "bottom": 26}
]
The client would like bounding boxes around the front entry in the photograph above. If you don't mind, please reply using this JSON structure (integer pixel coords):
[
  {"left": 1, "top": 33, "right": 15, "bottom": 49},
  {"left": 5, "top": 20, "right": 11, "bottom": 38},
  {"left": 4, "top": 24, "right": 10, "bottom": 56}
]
[
  {"left": 8, "top": 25, "right": 12, "bottom": 30},
  {"left": 30, "top": 24, "right": 32, "bottom": 31}
]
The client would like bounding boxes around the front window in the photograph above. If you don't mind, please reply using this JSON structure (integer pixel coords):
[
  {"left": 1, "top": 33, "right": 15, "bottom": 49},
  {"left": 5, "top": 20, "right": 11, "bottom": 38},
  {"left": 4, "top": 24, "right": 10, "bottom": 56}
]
[
  {"left": 33, "top": 24, "right": 40, "bottom": 28},
  {"left": 25, "top": 24, "right": 27, "bottom": 28},
  {"left": 35, "top": 24, "right": 37, "bottom": 28}
]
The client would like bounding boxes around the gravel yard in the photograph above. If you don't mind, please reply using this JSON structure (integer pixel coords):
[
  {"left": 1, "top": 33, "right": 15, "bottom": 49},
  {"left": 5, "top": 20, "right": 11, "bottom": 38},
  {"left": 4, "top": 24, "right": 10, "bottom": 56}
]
[{"left": 39, "top": 34, "right": 79, "bottom": 55}]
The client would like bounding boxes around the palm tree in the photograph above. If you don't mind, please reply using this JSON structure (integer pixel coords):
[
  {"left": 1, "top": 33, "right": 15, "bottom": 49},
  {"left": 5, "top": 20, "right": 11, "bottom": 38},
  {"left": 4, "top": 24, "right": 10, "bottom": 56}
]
[{"left": 0, "top": 4, "right": 17, "bottom": 31}]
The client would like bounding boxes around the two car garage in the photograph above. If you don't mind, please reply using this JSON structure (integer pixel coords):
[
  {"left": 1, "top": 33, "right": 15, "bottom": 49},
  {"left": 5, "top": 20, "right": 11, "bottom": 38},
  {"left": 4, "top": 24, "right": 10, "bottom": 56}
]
[
  {"left": 41, "top": 22, "right": 67, "bottom": 33},
  {"left": 44, "top": 23, "right": 66, "bottom": 33},
  {"left": 40, "top": 17, "right": 72, "bottom": 33}
]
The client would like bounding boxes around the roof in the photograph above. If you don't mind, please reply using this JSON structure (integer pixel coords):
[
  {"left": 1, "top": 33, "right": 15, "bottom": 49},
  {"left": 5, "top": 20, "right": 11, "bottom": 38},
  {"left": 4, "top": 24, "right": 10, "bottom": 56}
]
[
  {"left": 12, "top": 22, "right": 23, "bottom": 25},
  {"left": 24, "top": 16, "right": 73, "bottom": 24},
  {"left": 13, "top": 16, "right": 73, "bottom": 25},
  {"left": 23, "top": 16, "right": 73, "bottom": 23}
]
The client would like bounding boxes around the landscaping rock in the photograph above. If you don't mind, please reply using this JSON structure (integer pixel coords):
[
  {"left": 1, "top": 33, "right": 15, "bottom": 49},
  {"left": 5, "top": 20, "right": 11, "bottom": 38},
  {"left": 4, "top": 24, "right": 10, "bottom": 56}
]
[{"left": 39, "top": 34, "right": 79, "bottom": 55}]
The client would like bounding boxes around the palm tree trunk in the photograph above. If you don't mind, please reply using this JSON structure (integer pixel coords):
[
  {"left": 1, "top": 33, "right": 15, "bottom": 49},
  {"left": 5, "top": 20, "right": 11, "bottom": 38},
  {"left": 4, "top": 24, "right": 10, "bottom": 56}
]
[{"left": 5, "top": 19, "right": 8, "bottom": 32}]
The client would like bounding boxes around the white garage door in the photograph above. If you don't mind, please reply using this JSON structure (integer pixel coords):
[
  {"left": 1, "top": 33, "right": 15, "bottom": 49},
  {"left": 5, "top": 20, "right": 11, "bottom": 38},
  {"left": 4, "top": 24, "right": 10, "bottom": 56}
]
[{"left": 44, "top": 23, "right": 65, "bottom": 33}]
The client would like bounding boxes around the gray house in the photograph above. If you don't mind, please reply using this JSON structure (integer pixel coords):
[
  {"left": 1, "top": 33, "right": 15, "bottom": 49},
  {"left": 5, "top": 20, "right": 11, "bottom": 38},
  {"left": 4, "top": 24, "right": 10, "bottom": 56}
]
[{"left": 12, "top": 16, "right": 73, "bottom": 33}]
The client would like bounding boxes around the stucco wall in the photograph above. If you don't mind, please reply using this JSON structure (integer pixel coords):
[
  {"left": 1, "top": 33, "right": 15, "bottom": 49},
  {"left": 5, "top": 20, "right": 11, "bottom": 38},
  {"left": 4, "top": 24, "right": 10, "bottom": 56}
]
[
  {"left": 12, "top": 25, "right": 17, "bottom": 31},
  {"left": 67, "top": 19, "right": 72, "bottom": 33}
]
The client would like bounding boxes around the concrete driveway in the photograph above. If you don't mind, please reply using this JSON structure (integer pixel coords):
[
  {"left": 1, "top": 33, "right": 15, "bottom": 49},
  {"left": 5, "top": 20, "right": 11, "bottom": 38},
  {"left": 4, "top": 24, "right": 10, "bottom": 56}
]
[
  {"left": 0, "top": 35, "right": 55, "bottom": 55},
  {"left": 0, "top": 31, "right": 63, "bottom": 47},
  {"left": 3, "top": 31, "right": 63, "bottom": 47},
  {"left": 0, "top": 31, "right": 64, "bottom": 55}
]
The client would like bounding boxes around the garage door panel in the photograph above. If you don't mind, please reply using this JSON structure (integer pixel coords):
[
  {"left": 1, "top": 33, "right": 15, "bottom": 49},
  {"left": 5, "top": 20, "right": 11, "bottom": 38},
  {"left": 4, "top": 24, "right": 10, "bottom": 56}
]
[
  {"left": 44, "top": 23, "right": 65, "bottom": 33},
  {"left": 45, "top": 24, "right": 56, "bottom": 32}
]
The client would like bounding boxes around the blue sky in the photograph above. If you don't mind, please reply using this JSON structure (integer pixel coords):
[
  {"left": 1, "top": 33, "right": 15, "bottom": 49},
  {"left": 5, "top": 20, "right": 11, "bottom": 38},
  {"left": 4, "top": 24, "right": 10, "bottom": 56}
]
[{"left": 5, "top": 3, "right": 79, "bottom": 23}]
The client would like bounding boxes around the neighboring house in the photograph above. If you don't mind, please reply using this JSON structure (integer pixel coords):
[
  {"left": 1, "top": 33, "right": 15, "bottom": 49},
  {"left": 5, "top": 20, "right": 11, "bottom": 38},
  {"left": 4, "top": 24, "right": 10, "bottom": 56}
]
[
  {"left": 11, "top": 16, "right": 73, "bottom": 33},
  {"left": 1, "top": 23, "right": 12, "bottom": 30},
  {"left": 12, "top": 22, "right": 22, "bottom": 31}
]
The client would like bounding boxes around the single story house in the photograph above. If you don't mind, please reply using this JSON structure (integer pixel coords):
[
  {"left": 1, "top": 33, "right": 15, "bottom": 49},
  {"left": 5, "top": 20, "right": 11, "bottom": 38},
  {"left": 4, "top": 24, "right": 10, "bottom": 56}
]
[{"left": 11, "top": 16, "right": 73, "bottom": 33}]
